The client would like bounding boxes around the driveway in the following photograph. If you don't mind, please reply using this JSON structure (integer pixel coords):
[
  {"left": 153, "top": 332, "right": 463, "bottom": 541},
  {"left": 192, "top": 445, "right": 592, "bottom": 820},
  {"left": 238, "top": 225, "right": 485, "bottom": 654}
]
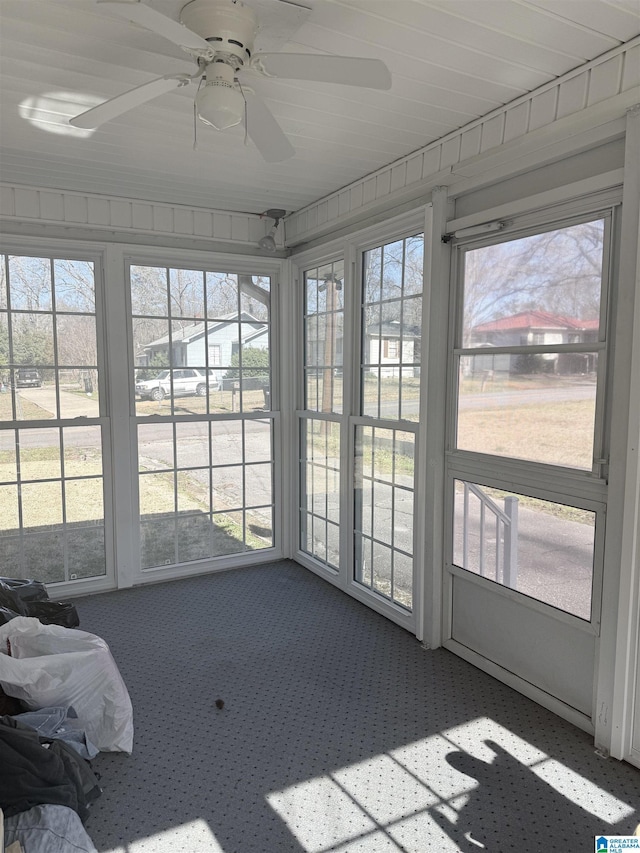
[{"left": 17, "top": 386, "right": 99, "bottom": 418}]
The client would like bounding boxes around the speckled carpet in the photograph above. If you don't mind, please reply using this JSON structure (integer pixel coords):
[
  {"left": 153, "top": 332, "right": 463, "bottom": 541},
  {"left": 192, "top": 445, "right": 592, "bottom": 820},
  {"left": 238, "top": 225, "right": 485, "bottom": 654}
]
[{"left": 73, "top": 560, "right": 640, "bottom": 852}]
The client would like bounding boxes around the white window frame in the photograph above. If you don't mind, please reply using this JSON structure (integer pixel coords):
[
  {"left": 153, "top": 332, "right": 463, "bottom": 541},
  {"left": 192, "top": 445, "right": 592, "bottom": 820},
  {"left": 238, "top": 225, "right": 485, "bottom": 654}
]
[
  {"left": 122, "top": 247, "right": 285, "bottom": 586},
  {"left": 443, "top": 201, "right": 618, "bottom": 642},
  {"left": 292, "top": 209, "right": 432, "bottom": 636},
  {"left": 0, "top": 235, "right": 115, "bottom": 598}
]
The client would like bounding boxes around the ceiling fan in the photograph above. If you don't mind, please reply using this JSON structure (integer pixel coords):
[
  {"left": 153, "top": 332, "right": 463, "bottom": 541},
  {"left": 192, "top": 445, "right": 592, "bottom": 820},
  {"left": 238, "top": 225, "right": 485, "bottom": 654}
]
[{"left": 69, "top": 0, "right": 392, "bottom": 162}]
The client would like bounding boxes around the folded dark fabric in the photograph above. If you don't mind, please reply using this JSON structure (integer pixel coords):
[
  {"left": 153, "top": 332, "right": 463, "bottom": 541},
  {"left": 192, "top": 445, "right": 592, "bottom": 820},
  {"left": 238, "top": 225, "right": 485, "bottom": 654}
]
[{"left": 0, "top": 717, "right": 101, "bottom": 821}]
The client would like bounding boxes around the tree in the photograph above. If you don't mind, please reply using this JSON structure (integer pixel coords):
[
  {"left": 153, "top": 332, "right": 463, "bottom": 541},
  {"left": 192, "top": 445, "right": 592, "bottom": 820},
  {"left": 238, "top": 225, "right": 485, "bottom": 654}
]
[
  {"left": 462, "top": 219, "right": 605, "bottom": 345},
  {"left": 224, "top": 347, "right": 269, "bottom": 380},
  {"left": 0, "top": 256, "right": 98, "bottom": 382},
  {"left": 135, "top": 351, "right": 170, "bottom": 381}
]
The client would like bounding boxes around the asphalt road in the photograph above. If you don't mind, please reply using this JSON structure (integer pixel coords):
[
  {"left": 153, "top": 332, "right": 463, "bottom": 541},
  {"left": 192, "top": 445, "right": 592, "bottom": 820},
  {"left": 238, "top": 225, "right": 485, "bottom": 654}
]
[{"left": 12, "top": 386, "right": 594, "bottom": 620}]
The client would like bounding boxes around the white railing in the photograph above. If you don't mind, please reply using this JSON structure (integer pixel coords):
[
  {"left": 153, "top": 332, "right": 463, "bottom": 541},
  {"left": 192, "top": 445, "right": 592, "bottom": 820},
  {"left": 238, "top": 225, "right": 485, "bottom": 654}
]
[{"left": 462, "top": 483, "right": 519, "bottom": 589}]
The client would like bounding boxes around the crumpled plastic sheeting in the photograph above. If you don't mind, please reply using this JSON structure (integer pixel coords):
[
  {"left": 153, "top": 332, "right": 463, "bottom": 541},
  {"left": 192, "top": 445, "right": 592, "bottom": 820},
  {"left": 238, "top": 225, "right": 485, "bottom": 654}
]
[{"left": 0, "top": 617, "right": 134, "bottom": 753}]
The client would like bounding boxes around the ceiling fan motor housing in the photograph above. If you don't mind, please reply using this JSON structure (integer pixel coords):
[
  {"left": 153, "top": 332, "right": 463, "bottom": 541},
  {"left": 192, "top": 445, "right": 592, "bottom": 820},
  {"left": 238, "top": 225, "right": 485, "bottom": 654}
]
[{"left": 180, "top": 0, "right": 258, "bottom": 68}]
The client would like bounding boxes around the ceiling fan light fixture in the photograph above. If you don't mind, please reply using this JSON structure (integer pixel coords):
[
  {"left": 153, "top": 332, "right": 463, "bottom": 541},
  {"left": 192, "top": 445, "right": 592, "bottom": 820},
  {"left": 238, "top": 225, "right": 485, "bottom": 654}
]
[
  {"left": 196, "top": 63, "right": 244, "bottom": 130},
  {"left": 196, "top": 78, "right": 244, "bottom": 130}
]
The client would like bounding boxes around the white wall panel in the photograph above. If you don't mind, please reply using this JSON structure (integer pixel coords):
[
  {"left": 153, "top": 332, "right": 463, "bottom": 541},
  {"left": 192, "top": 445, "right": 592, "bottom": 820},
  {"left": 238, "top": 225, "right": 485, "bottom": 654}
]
[
  {"left": 39, "top": 192, "right": 65, "bottom": 221},
  {"left": 504, "top": 102, "right": 531, "bottom": 141},
  {"left": 88, "top": 197, "right": 110, "bottom": 226},
  {"left": 64, "top": 195, "right": 89, "bottom": 223},
  {"left": 151, "top": 206, "right": 174, "bottom": 234},
  {"left": 422, "top": 147, "right": 442, "bottom": 179},
  {"left": 131, "top": 203, "right": 153, "bottom": 232},
  {"left": 557, "top": 74, "right": 589, "bottom": 119},
  {"left": 623, "top": 45, "right": 640, "bottom": 90},
  {"left": 0, "top": 185, "right": 276, "bottom": 250},
  {"left": 0, "top": 187, "right": 14, "bottom": 217},
  {"left": 460, "top": 126, "right": 482, "bottom": 161},
  {"left": 349, "top": 184, "right": 363, "bottom": 214},
  {"left": 406, "top": 154, "right": 425, "bottom": 186},
  {"left": 451, "top": 573, "right": 596, "bottom": 715},
  {"left": 14, "top": 188, "right": 40, "bottom": 219},
  {"left": 193, "top": 210, "right": 213, "bottom": 238},
  {"left": 480, "top": 114, "right": 506, "bottom": 152},
  {"left": 589, "top": 55, "right": 625, "bottom": 105},
  {"left": 440, "top": 136, "right": 462, "bottom": 168},
  {"left": 529, "top": 88, "right": 559, "bottom": 130},
  {"left": 173, "top": 208, "right": 194, "bottom": 235}
]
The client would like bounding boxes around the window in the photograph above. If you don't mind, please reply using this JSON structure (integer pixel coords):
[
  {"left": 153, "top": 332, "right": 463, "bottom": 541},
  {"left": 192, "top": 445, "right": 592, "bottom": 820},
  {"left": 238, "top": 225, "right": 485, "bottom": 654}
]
[
  {"left": 300, "top": 260, "right": 344, "bottom": 568},
  {"left": 303, "top": 261, "right": 344, "bottom": 415},
  {"left": 456, "top": 219, "right": 605, "bottom": 470},
  {"left": 453, "top": 480, "right": 596, "bottom": 619},
  {"left": 362, "top": 235, "right": 423, "bottom": 421},
  {"left": 355, "top": 232, "right": 425, "bottom": 612},
  {"left": 0, "top": 254, "right": 107, "bottom": 583},
  {"left": 354, "top": 425, "right": 414, "bottom": 610},
  {"left": 384, "top": 340, "right": 399, "bottom": 359},
  {"left": 131, "top": 264, "right": 274, "bottom": 569},
  {"left": 449, "top": 213, "right": 610, "bottom": 619}
]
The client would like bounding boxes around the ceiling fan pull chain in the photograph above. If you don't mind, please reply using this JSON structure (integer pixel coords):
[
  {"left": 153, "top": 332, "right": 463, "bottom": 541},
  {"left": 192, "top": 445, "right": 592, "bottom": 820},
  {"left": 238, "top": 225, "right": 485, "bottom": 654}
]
[
  {"left": 238, "top": 79, "right": 249, "bottom": 148},
  {"left": 193, "top": 76, "right": 206, "bottom": 150}
]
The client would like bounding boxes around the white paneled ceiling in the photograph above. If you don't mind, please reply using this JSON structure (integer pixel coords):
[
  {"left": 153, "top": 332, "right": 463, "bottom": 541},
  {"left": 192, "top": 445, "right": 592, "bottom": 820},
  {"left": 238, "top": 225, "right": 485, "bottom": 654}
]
[{"left": 1, "top": 0, "right": 639, "bottom": 216}]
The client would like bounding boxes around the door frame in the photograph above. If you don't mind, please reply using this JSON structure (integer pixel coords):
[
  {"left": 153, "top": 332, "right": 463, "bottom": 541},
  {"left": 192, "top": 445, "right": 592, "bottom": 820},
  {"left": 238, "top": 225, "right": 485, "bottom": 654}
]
[{"left": 441, "top": 202, "right": 617, "bottom": 731}]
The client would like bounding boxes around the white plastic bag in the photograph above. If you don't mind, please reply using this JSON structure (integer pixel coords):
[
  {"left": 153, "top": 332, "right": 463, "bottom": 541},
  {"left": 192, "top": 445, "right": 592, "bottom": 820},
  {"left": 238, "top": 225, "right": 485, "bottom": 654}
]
[{"left": 0, "top": 616, "right": 134, "bottom": 753}]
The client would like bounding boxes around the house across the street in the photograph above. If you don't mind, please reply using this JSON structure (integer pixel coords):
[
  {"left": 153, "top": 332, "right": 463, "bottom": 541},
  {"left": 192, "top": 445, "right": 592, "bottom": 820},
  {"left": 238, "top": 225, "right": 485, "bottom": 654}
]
[{"left": 466, "top": 309, "right": 599, "bottom": 377}]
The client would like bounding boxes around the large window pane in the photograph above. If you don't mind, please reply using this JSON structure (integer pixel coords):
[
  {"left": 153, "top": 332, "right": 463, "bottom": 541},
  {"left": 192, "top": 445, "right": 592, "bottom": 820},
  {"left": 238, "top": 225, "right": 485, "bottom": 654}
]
[
  {"left": 456, "top": 218, "right": 606, "bottom": 470},
  {"left": 300, "top": 418, "right": 341, "bottom": 570},
  {"left": 8, "top": 256, "right": 52, "bottom": 310},
  {"left": 457, "top": 365, "right": 597, "bottom": 468},
  {"left": 130, "top": 266, "right": 168, "bottom": 316},
  {"left": 53, "top": 260, "right": 95, "bottom": 313},
  {"left": 132, "top": 265, "right": 270, "bottom": 417},
  {"left": 354, "top": 426, "right": 414, "bottom": 610},
  {"left": 206, "top": 272, "right": 238, "bottom": 318},
  {"left": 136, "top": 411, "right": 274, "bottom": 568},
  {"left": 462, "top": 221, "right": 604, "bottom": 346},
  {"left": 304, "top": 261, "right": 344, "bottom": 415},
  {"left": 453, "top": 480, "right": 595, "bottom": 620},
  {"left": 361, "top": 235, "right": 423, "bottom": 423},
  {"left": 169, "top": 268, "right": 205, "bottom": 319}
]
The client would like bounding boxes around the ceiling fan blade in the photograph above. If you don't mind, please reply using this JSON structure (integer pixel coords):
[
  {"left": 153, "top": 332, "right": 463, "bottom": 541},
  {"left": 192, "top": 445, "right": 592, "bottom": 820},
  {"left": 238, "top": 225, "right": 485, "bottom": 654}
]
[
  {"left": 97, "top": 0, "right": 211, "bottom": 52},
  {"left": 243, "top": 91, "right": 295, "bottom": 163},
  {"left": 254, "top": 53, "right": 391, "bottom": 90},
  {"left": 69, "top": 74, "right": 191, "bottom": 129}
]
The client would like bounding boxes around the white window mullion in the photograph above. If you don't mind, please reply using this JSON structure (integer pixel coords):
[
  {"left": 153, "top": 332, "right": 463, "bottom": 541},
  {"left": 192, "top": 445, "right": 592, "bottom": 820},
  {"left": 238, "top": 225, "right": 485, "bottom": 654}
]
[{"left": 105, "top": 244, "right": 138, "bottom": 588}]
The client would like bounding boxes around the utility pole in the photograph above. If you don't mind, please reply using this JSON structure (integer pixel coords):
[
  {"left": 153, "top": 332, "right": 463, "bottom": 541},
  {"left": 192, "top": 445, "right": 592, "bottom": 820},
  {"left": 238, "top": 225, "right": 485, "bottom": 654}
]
[{"left": 318, "top": 274, "right": 342, "bottom": 419}]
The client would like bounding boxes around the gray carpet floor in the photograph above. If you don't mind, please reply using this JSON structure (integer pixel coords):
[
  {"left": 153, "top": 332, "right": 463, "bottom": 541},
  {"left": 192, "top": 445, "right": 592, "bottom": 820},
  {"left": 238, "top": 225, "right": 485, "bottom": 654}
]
[{"left": 74, "top": 560, "right": 639, "bottom": 852}]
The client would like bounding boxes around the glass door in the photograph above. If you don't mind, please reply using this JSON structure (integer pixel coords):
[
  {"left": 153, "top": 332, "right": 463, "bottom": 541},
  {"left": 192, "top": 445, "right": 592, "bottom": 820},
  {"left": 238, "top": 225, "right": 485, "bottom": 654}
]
[{"left": 445, "top": 213, "right": 612, "bottom": 724}]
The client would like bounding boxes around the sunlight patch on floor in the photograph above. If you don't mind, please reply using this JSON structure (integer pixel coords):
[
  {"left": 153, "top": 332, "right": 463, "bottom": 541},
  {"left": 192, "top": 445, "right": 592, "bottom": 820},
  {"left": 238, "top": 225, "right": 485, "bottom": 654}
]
[
  {"left": 104, "top": 818, "right": 225, "bottom": 852},
  {"left": 266, "top": 717, "right": 635, "bottom": 853}
]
